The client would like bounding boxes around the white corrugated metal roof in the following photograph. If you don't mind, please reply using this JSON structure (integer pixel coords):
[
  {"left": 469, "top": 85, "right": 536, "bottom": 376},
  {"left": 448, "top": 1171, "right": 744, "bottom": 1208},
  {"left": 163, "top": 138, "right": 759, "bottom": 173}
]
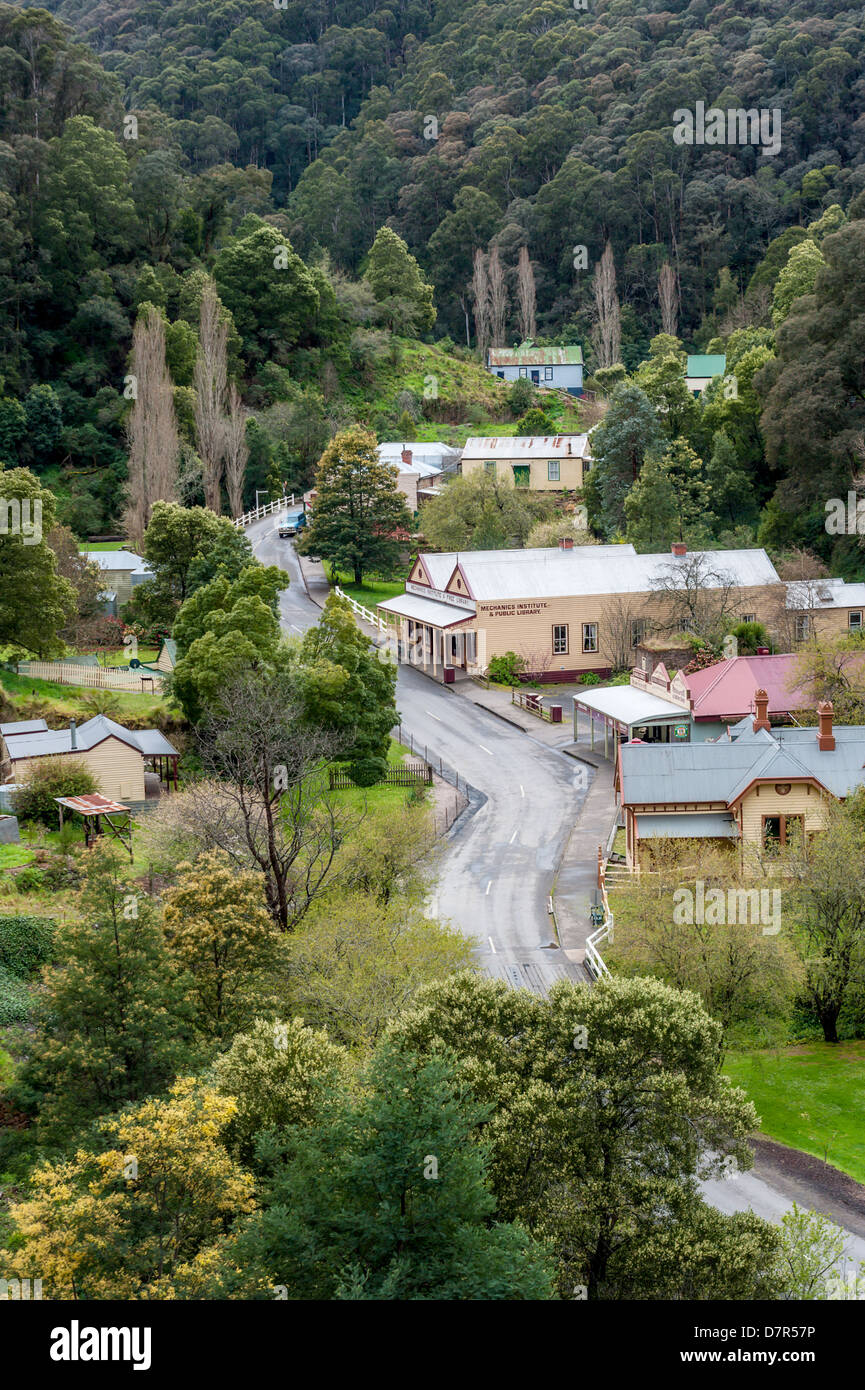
[
  {"left": 462, "top": 435, "right": 590, "bottom": 459},
  {"left": 84, "top": 550, "right": 149, "bottom": 572},
  {"left": 378, "top": 593, "right": 475, "bottom": 627},
  {"left": 573, "top": 687, "right": 685, "bottom": 728},
  {"left": 4, "top": 714, "right": 178, "bottom": 760},
  {"left": 431, "top": 546, "right": 779, "bottom": 601},
  {"left": 786, "top": 577, "right": 865, "bottom": 610}
]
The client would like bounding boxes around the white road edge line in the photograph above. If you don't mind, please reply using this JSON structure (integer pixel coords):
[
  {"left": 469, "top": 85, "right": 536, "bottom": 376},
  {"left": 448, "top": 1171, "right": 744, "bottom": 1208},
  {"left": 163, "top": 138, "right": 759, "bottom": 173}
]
[
  {"left": 509, "top": 828, "right": 518, "bottom": 843},
  {"left": 520, "top": 784, "right": 525, "bottom": 797}
]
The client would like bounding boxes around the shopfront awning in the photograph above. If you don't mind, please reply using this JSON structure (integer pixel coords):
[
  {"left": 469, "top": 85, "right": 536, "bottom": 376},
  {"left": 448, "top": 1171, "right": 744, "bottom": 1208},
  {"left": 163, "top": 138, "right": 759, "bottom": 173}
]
[
  {"left": 573, "top": 686, "right": 687, "bottom": 733},
  {"left": 636, "top": 813, "right": 739, "bottom": 839},
  {"left": 378, "top": 593, "right": 475, "bottom": 629}
]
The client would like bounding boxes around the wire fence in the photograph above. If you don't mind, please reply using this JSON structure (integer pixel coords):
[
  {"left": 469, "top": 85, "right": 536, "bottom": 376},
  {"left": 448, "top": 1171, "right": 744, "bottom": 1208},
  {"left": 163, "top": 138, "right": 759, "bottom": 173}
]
[{"left": 393, "top": 723, "right": 468, "bottom": 799}]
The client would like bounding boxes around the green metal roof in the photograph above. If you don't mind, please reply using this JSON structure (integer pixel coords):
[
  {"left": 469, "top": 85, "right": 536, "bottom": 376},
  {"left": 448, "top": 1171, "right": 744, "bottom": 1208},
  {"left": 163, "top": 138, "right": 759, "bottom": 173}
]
[
  {"left": 686, "top": 354, "right": 726, "bottom": 377},
  {"left": 488, "top": 344, "right": 583, "bottom": 366}
]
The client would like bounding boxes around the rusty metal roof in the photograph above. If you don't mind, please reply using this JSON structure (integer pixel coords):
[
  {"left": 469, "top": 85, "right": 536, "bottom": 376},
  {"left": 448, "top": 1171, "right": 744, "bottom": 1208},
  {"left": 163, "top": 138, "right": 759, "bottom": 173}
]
[
  {"left": 54, "top": 793, "right": 131, "bottom": 815},
  {"left": 488, "top": 345, "right": 583, "bottom": 366}
]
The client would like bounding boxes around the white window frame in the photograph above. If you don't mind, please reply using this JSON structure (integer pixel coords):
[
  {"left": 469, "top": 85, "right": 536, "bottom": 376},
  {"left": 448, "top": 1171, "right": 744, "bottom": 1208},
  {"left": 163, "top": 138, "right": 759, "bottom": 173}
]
[
  {"left": 484, "top": 460, "right": 496, "bottom": 474},
  {"left": 741, "top": 613, "right": 756, "bottom": 624},
  {"left": 519, "top": 367, "right": 528, "bottom": 378},
  {"left": 794, "top": 615, "right": 810, "bottom": 642},
  {"left": 544, "top": 366, "right": 553, "bottom": 381},
  {"left": 553, "top": 624, "right": 569, "bottom": 655},
  {"left": 849, "top": 611, "right": 862, "bottom": 631},
  {"left": 582, "top": 622, "right": 598, "bottom": 654},
  {"left": 547, "top": 459, "right": 560, "bottom": 482}
]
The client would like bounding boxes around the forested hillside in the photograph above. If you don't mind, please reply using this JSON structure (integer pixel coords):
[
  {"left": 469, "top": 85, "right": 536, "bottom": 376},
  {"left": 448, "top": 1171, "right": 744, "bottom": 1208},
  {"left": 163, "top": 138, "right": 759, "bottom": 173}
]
[{"left": 1, "top": 0, "right": 865, "bottom": 548}]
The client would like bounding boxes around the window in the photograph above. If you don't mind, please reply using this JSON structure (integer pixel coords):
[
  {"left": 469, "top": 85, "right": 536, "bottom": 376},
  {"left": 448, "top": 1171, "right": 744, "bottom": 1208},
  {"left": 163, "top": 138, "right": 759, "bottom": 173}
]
[
  {"left": 763, "top": 814, "right": 803, "bottom": 849},
  {"left": 484, "top": 460, "right": 496, "bottom": 474},
  {"left": 741, "top": 613, "right": 756, "bottom": 624},
  {"left": 582, "top": 623, "right": 598, "bottom": 654},
  {"left": 496, "top": 370, "right": 505, "bottom": 379},
  {"left": 553, "top": 624, "right": 569, "bottom": 655},
  {"left": 547, "top": 460, "right": 560, "bottom": 482},
  {"left": 519, "top": 367, "right": 528, "bottom": 378},
  {"left": 794, "top": 615, "right": 810, "bottom": 642},
  {"left": 631, "top": 619, "right": 646, "bottom": 648},
  {"left": 582, "top": 458, "right": 592, "bottom": 473},
  {"left": 850, "top": 611, "right": 863, "bottom": 631},
  {"left": 544, "top": 366, "right": 553, "bottom": 381}
]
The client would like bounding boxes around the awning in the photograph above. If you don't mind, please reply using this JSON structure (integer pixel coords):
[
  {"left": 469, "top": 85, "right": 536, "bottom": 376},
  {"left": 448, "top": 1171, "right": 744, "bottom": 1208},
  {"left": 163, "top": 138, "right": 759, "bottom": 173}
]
[
  {"left": 378, "top": 593, "right": 475, "bottom": 629},
  {"left": 636, "top": 813, "right": 738, "bottom": 839},
  {"left": 573, "top": 686, "right": 687, "bottom": 732}
]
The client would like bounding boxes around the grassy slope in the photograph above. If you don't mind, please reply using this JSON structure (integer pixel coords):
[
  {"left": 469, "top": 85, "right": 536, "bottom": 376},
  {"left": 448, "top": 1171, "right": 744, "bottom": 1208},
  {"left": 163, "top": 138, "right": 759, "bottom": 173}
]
[
  {"left": 1, "top": 670, "right": 171, "bottom": 723},
  {"left": 326, "top": 567, "right": 405, "bottom": 612},
  {"left": 345, "top": 338, "right": 586, "bottom": 443},
  {"left": 724, "top": 1042, "right": 865, "bottom": 1183}
]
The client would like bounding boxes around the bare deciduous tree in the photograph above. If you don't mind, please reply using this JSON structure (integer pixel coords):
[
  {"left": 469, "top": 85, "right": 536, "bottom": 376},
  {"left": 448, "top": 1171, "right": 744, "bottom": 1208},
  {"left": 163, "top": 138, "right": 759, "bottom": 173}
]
[
  {"left": 194, "top": 279, "right": 228, "bottom": 514},
  {"left": 195, "top": 671, "right": 358, "bottom": 932},
  {"left": 124, "top": 307, "right": 180, "bottom": 546},
  {"left": 658, "top": 261, "right": 679, "bottom": 338},
  {"left": 517, "top": 245, "right": 537, "bottom": 342},
  {"left": 600, "top": 593, "right": 651, "bottom": 673},
  {"left": 591, "top": 241, "right": 622, "bottom": 369},
  {"left": 650, "top": 553, "right": 744, "bottom": 643},
  {"left": 223, "top": 382, "right": 249, "bottom": 520},
  {"left": 488, "top": 244, "right": 508, "bottom": 348},
  {"left": 470, "top": 248, "right": 491, "bottom": 357}
]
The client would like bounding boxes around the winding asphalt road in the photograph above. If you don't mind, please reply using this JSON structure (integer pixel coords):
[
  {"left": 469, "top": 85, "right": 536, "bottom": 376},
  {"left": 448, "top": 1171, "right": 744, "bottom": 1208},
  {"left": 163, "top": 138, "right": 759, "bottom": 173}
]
[
  {"left": 247, "top": 515, "right": 865, "bottom": 1274},
  {"left": 249, "top": 515, "right": 588, "bottom": 991}
]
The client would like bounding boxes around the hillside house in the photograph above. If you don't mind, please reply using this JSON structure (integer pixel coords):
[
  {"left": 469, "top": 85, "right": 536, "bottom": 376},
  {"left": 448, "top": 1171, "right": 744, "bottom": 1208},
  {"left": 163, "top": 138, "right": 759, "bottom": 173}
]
[
  {"left": 460, "top": 434, "right": 592, "bottom": 492},
  {"left": 487, "top": 344, "right": 583, "bottom": 394},
  {"left": 685, "top": 354, "right": 726, "bottom": 395}
]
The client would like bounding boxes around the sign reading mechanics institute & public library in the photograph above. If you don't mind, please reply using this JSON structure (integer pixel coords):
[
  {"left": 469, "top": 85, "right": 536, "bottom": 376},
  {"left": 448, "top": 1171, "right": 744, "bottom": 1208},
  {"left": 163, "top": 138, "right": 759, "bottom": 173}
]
[{"left": 478, "top": 601, "right": 551, "bottom": 617}]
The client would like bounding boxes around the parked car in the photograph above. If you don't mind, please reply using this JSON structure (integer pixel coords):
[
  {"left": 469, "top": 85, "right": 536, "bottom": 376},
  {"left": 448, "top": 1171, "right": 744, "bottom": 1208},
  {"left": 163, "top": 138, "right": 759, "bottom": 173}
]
[{"left": 277, "top": 515, "right": 297, "bottom": 538}]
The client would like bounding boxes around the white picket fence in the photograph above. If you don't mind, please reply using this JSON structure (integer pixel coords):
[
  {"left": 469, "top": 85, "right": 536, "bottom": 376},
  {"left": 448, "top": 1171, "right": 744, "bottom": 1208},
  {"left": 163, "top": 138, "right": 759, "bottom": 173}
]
[
  {"left": 333, "top": 585, "right": 387, "bottom": 634},
  {"left": 233, "top": 495, "right": 296, "bottom": 529},
  {"left": 16, "top": 661, "right": 163, "bottom": 692}
]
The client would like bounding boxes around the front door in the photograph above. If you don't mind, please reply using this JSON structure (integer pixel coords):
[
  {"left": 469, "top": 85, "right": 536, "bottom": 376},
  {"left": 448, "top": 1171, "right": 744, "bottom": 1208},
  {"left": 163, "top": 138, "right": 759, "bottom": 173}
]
[
  {"left": 513, "top": 465, "right": 530, "bottom": 488},
  {"left": 531, "top": 370, "right": 540, "bottom": 384}
]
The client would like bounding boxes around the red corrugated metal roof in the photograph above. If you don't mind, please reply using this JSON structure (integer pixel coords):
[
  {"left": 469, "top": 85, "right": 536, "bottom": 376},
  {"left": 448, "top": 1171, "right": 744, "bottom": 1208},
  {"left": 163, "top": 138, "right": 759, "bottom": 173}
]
[
  {"left": 685, "top": 655, "right": 806, "bottom": 720},
  {"left": 54, "top": 793, "right": 131, "bottom": 815}
]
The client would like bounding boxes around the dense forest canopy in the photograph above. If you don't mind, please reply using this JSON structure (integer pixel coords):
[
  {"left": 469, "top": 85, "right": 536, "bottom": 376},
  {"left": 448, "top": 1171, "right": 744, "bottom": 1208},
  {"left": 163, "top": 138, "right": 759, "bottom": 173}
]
[{"left": 0, "top": 0, "right": 864, "bottom": 549}]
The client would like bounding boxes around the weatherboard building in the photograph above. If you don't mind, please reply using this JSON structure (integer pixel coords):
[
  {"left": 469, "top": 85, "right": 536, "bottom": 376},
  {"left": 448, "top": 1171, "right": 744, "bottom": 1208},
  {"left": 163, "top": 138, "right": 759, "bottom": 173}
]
[{"left": 376, "top": 542, "right": 782, "bottom": 683}]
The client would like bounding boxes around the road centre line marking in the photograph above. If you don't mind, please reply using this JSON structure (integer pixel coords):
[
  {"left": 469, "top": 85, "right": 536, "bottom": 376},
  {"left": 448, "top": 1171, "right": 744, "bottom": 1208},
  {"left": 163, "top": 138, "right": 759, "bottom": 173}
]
[
  {"left": 425, "top": 710, "right": 442, "bottom": 721},
  {"left": 509, "top": 828, "right": 518, "bottom": 843},
  {"left": 488, "top": 935, "right": 496, "bottom": 953},
  {"left": 485, "top": 880, "right": 492, "bottom": 895},
  {"left": 479, "top": 744, "right": 493, "bottom": 755}
]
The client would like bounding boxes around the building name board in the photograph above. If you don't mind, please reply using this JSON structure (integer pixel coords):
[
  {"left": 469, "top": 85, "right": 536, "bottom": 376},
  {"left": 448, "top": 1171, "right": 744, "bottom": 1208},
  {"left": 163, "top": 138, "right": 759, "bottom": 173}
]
[
  {"left": 477, "top": 600, "right": 551, "bottom": 617},
  {"left": 405, "top": 580, "right": 475, "bottom": 610}
]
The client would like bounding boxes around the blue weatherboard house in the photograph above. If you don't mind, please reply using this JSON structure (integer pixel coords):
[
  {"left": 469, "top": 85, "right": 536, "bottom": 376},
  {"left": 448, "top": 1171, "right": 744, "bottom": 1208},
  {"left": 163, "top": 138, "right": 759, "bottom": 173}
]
[{"left": 487, "top": 343, "right": 584, "bottom": 394}]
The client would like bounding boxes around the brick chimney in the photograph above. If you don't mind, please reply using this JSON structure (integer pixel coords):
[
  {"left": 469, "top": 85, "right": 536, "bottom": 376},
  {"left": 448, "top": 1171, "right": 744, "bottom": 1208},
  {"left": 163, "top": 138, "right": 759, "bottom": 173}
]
[
  {"left": 671, "top": 541, "right": 687, "bottom": 557},
  {"left": 559, "top": 536, "right": 575, "bottom": 550},
  {"left": 752, "top": 689, "right": 770, "bottom": 733},
  {"left": 401, "top": 447, "right": 413, "bottom": 468},
  {"left": 817, "top": 701, "right": 835, "bottom": 751}
]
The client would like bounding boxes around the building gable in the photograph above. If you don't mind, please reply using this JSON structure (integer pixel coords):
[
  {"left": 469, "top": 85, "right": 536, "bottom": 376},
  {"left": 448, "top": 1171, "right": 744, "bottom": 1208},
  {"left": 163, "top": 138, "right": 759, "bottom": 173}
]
[{"left": 408, "top": 557, "right": 432, "bottom": 587}]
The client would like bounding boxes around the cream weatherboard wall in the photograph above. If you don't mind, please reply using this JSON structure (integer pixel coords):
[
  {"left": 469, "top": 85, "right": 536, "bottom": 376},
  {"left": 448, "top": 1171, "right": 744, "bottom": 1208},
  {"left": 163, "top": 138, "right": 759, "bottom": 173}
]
[
  {"left": 461, "top": 454, "right": 586, "bottom": 490},
  {"left": 9, "top": 738, "right": 145, "bottom": 803},
  {"left": 735, "top": 780, "right": 830, "bottom": 844}
]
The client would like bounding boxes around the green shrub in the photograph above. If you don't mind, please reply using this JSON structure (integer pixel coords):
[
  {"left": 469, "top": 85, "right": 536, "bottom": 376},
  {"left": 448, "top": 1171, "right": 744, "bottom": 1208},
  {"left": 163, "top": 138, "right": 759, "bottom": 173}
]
[
  {"left": 731, "top": 620, "right": 769, "bottom": 653},
  {"left": 508, "top": 377, "right": 534, "bottom": 415},
  {"left": 487, "top": 651, "right": 526, "bottom": 685},
  {"left": 581, "top": 672, "right": 601, "bottom": 686},
  {"left": 0, "top": 915, "right": 55, "bottom": 978},
  {"left": 11, "top": 756, "right": 97, "bottom": 826},
  {"left": 14, "top": 866, "right": 46, "bottom": 894},
  {"left": 0, "top": 965, "right": 33, "bottom": 1025}
]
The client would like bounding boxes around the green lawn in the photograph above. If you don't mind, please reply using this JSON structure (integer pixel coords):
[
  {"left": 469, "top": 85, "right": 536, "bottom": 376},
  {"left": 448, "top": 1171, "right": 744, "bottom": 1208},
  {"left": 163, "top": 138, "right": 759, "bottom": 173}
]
[
  {"left": 724, "top": 1042, "right": 865, "bottom": 1183},
  {"left": 0, "top": 843, "right": 35, "bottom": 870},
  {"left": 1, "top": 669, "right": 171, "bottom": 722},
  {"left": 327, "top": 740, "right": 430, "bottom": 815},
  {"left": 326, "top": 568, "right": 405, "bottom": 613},
  {"left": 78, "top": 541, "right": 126, "bottom": 551}
]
